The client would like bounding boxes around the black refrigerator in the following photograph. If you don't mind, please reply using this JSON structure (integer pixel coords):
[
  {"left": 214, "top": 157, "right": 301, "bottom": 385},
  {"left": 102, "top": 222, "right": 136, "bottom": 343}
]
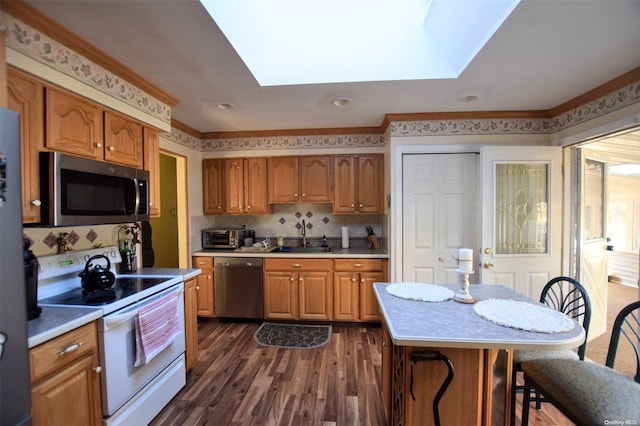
[{"left": 0, "top": 108, "right": 32, "bottom": 425}]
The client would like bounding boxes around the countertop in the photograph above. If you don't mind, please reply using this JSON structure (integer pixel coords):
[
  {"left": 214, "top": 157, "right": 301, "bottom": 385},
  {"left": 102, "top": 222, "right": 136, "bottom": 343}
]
[
  {"left": 374, "top": 282, "right": 586, "bottom": 350},
  {"left": 28, "top": 267, "right": 202, "bottom": 349},
  {"left": 192, "top": 248, "right": 388, "bottom": 258}
]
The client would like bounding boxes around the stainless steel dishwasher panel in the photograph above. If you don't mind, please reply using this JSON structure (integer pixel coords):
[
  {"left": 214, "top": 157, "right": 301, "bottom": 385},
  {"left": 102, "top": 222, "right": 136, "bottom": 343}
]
[{"left": 214, "top": 257, "right": 264, "bottom": 319}]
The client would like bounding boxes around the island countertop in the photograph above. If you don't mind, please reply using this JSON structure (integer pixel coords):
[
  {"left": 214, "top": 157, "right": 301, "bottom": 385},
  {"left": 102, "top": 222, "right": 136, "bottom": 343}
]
[{"left": 374, "top": 282, "right": 585, "bottom": 350}]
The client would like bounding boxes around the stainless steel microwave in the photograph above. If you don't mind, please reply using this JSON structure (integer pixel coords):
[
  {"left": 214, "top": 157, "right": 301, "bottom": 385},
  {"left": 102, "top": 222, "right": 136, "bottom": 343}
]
[
  {"left": 202, "top": 228, "right": 246, "bottom": 249},
  {"left": 38, "top": 152, "right": 150, "bottom": 226}
]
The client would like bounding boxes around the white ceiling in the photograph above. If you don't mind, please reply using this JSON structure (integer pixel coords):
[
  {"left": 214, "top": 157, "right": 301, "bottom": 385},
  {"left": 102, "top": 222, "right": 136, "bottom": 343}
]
[{"left": 25, "top": 0, "right": 640, "bottom": 134}]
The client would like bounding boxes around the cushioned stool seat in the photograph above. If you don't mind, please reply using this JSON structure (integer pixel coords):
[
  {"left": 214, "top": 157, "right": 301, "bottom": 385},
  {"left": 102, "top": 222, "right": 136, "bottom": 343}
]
[
  {"left": 522, "top": 358, "right": 640, "bottom": 425},
  {"left": 513, "top": 348, "right": 579, "bottom": 363}
]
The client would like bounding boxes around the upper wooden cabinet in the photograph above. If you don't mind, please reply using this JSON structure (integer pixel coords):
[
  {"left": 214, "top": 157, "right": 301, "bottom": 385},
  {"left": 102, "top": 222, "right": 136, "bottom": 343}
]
[
  {"left": 203, "top": 158, "right": 225, "bottom": 214},
  {"left": 268, "top": 156, "right": 332, "bottom": 204},
  {"left": 225, "top": 157, "right": 269, "bottom": 214},
  {"left": 104, "top": 110, "right": 143, "bottom": 168},
  {"left": 7, "top": 69, "right": 44, "bottom": 224},
  {"left": 143, "top": 126, "right": 161, "bottom": 216},
  {"left": 333, "top": 154, "right": 383, "bottom": 214},
  {"left": 45, "top": 86, "right": 104, "bottom": 159},
  {"left": 45, "top": 86, "right": 145, "bottom": 168}
]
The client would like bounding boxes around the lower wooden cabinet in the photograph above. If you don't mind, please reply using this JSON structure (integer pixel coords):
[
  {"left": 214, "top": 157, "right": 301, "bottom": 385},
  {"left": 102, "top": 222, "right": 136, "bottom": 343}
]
[
  {"left": 29, "top": 322, "right": 102, "bottom": 426},
  {"left": 192, "top": 256, "right": 215, "bottom": 317},
  {"left": 263, "top": 258, "right": 333, "bottom": 321},
  {"left": 184, "top": 277, "right": 199, "bottom": 371},
  {"left": 334, "top": 258, "right": 386, "bottom": 322}
]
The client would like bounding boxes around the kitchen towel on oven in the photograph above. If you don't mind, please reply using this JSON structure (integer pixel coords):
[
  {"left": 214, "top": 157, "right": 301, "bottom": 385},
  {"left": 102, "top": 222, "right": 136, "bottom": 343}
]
[{"left": 134, "top": 289, "right": 180, "bottom": 367}]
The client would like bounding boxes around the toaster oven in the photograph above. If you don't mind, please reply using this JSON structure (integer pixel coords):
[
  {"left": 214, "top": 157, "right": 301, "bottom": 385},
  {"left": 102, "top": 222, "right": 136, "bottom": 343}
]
[{"left": 202, "top": 228, "right": 247, "bottom": 249}]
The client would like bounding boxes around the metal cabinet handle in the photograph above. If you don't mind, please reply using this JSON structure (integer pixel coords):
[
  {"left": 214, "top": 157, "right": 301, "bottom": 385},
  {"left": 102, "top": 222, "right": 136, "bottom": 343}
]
[
  {"left": 31, "top": 199, "right": 42, "bottom": 206},
  {"left": 94, "top": 366, "right": 102, "bottom": 374},
  {"left": 95, "top": 142, "right": 102, "bottom": 148},
  {"left": 352, "top": 263, "right": 362, "bottom": 268},
  {"left": 108, "top": 146, "right": 115, "bottom": 151},
  {"left": 294, "top": 193, "right": 298, "bottom": 197},
  {"left": 195, "top": 286, "right": 200, "bottom": 290},
  {"left": 58, "top": 341, "right": 84, "bottom": 356},
  {"left": 301, "top": 193, "right": 306, "bottom": 197},
  {"left": 351, "top": 278, "right": 356, "bottom": 282},
  {"left": 291, "top": 263, "right": 302, "bottom": 267}
]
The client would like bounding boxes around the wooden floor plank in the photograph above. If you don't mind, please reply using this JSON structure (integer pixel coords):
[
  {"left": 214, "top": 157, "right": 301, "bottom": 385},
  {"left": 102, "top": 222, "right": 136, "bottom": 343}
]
[{"left": 151, "top": 320, "right": 576, "bottom": 425}]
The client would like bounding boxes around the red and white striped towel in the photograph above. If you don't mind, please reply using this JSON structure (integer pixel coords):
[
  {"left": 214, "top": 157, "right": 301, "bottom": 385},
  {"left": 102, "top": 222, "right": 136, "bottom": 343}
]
[{"left": 134, "top": 289, "right": 180, "bottom": 367}]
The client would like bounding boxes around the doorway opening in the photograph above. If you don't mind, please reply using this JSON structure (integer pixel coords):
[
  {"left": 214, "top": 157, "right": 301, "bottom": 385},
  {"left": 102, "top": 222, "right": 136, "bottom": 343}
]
[
  {"left": 570, "top": 127, "right": 640, "bottom": 341},
  {"left": 149, "top": 150, "right": 189, "bottom": 268}
]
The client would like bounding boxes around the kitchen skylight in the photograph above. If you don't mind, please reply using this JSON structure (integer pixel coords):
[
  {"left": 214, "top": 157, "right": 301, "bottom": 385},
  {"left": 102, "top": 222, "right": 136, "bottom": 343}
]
[{"left": 200, "top": 0, "right": 521, "bottom": 86}]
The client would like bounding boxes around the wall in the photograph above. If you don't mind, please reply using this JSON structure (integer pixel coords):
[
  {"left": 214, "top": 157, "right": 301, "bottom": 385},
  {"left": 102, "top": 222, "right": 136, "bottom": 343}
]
[
  {"left": 149, "top": 154, "right": 179, "bottom": 267},
  {"left": 608, "top": 173, "right": 640, "bottom": 286}
]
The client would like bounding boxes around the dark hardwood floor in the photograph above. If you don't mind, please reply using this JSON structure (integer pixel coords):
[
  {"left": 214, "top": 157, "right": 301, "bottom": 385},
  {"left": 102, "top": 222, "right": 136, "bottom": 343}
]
[{"left": 151, "top": 320, "right": 576, "bottom": 426}]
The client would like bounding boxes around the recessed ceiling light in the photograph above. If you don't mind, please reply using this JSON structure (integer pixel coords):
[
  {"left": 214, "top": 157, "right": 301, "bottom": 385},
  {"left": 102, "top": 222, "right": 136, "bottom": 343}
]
[
  {"left": 459, "top": 95, "right": 478, "bottom": 102},
  {"left": 331, "top": 98, "right": 353, "bottom": 107},
  {"left": 217, "top": 103, "right": 235, "bottom": 110}
]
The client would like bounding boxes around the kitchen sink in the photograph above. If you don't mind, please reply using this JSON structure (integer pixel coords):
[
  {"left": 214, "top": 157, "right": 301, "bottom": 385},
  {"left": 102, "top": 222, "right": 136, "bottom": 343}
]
[{"left": 278, "top": 247, "right": 332, "bottom": 253}]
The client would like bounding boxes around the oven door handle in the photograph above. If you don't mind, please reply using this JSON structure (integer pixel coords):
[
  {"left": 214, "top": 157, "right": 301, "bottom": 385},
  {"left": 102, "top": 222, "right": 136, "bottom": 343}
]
[{"left": 102, "top": 305, "right": 140, "bottom": 330}]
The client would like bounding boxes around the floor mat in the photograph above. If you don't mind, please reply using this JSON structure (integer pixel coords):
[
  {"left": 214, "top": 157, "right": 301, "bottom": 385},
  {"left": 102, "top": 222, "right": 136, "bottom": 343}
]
[{"left": 254, "top": 322, "right": 331, "bottom": 349}]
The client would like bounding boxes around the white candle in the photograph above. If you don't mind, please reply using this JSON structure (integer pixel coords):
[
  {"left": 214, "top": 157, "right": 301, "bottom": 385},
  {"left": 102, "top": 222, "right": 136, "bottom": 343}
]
[{"left": 459, "top": 248, "right": 473, "bottom": 272}]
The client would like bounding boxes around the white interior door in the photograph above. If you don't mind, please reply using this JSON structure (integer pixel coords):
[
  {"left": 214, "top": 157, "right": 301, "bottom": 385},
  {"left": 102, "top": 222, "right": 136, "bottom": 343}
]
[
  {"left": 480, "top": 146, "right": 563, "bottom": 299},
  {"left": 575, "top": 148, "right": 609, "bottom": 338},
  {"left": 402, "top": 153, "right": 477, "bottom": 283}
]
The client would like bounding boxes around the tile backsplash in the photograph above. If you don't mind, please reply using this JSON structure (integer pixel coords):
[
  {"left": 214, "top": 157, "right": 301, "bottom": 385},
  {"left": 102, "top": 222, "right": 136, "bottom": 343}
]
[
  {"left": 23, "top": 224, "right": 126, "bottom": 257},
  {"left": 191, "top": 203, "right": 384, "bottom": 250}
]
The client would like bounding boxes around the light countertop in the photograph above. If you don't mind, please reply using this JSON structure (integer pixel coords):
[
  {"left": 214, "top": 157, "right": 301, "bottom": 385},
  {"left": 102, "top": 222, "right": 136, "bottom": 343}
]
[
  {"left": 374, "top": 282, "right": 585, "bottom": 350},
  {"left": 28, "top": 267, "right": 202, "bottom": 348},
  {"left": 192, "top": 248, "right": 388, "bottom": 258}
]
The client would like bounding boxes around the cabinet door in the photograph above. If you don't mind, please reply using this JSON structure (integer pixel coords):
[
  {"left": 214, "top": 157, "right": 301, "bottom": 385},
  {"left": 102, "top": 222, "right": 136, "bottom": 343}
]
[
  {"left": 264, "top": 271, "right": 297, "bottom": 320},
  {"left": 357, "top": 155, "right": 382, "bottom": 213},
  {"left": 203, "top": 159, "right": 225, "bottom": 214},
  {"left": 244, "top": 157, "right": 269, "bottom": 214},
  {"left": 45, "top": 87, "right": 103, "bottom": 159},
  {"left": 224, "top": 158, "right": 244, "bottom": 214},
  {"left": 299, "top": 271, "right": 332, "bottom": 321},
  {"left": 184, "top": 278, "right": 199, "bottom": 371},
  {"left": 359, "top": 272, "right": 383, "bottom": 321},
  {"left": 31, "top": 354, "right": 102, "bottom": 426},
  {"left": 143, "top": 126, "right": 161, "bottom": 217},
  {"left": 300, "top": 156, "right": 332, "bottom": 203},
  {"left": 7, "top": 69, "right": 43, "bottom": 223},
  {"left": 333, "top": 156, "right": 356, "bottom": 213},
  {"left": 333, "top": 272, "right": 359, "bottom": 321},
  {"left": 268, "top": 156, "right": 299, "bottom": 203},
  {"left": 195, "top": 271, "right": 214, "bottom": 317},
  {"left": 104, "top": 111, "right": 143, "bottom": 168}
]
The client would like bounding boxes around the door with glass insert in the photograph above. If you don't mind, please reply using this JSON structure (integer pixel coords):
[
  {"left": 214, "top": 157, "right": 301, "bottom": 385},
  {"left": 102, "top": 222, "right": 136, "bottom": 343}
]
[{"left": 480, "top": 146, "right": 562, "bottom": 299}]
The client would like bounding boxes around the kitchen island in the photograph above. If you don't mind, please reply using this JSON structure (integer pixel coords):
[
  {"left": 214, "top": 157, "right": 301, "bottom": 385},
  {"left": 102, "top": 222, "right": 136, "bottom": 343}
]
[{"left": 374, "top": 282, "right": 585, "bottom": 426}]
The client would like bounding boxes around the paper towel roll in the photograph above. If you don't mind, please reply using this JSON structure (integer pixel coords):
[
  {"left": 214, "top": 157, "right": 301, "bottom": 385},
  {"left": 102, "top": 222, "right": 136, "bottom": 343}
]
[{"left": 341, "top": 226, "right": 349, "bottom": 249}]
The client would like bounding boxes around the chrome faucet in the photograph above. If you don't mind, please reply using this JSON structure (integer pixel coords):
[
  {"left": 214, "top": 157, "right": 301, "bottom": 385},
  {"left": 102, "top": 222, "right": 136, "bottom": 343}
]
[{"left": 301, "top": 220, "right": 307, "bottom": 247}]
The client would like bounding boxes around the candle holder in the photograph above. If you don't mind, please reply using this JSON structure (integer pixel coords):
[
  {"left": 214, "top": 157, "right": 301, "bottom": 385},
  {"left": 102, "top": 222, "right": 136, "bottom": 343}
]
[{"left": 454, "top": 269, "right": 475, "bottom": 304}]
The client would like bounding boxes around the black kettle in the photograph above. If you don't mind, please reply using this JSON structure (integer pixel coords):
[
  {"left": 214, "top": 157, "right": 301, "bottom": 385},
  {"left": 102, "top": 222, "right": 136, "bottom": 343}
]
[{"left": 79, "top": 255, "right": 116, "bottom": 291}]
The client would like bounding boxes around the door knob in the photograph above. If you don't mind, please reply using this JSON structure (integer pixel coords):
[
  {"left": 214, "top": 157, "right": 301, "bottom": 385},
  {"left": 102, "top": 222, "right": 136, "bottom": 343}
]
[
  {"left": 483, "top": 262, "right": 494, "bottom": 269},
  {"left": 483, "top": 248, "right": 492, "bottom": 255}
]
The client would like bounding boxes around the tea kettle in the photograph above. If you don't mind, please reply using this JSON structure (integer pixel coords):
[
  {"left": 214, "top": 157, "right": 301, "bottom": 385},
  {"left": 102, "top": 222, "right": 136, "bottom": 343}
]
[{"left": 79, "top": 254, "right": 116, "bottom": 291}]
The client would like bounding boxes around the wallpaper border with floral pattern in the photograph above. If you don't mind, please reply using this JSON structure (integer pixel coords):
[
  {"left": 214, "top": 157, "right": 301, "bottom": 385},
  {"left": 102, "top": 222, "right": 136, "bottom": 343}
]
[{"left": 3, "top": 14, "right": 172, "bottom": 126}]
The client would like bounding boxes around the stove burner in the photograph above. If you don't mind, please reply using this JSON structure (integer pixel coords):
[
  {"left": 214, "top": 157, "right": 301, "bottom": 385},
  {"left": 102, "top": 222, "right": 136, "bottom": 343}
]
[{"left": 81, "top": 289, "right": 117, "bottom": 305}]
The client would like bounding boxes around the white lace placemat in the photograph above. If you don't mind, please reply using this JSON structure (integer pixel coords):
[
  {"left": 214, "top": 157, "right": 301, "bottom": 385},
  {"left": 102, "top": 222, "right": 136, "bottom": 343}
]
[
  {"left": 386, "top": 283, "right": 454, "bottom": 302},
  {"left": 473, "top": 299, "right": 576, "bottom": 333}
]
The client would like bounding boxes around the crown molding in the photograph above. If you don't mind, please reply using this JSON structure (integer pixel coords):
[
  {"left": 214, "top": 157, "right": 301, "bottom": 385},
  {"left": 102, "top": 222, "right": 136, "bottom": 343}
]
[{"left": 1, "top": 0, "right": 179, "bottom": 107}]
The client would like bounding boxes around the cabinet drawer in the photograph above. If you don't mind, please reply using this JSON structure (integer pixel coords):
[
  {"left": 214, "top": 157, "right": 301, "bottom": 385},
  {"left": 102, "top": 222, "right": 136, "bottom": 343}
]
[
  {"left": 334, "top": 259, "right": 383, "bottom": 272},
  {"left": 193, "top": 256, "right": 214, "bottom": 270},
  {"left": 264, "top": 258, "right": 332, "bottom": 271},
  {"left": 30, "top": 322, "right": 98, "bottom": 384}
]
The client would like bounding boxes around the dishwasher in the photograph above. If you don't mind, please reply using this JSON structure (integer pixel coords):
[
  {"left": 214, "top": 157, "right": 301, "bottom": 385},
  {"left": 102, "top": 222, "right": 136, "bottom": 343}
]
[{"left": 214, "top": 257, "right": 264, "bottom": 318}]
